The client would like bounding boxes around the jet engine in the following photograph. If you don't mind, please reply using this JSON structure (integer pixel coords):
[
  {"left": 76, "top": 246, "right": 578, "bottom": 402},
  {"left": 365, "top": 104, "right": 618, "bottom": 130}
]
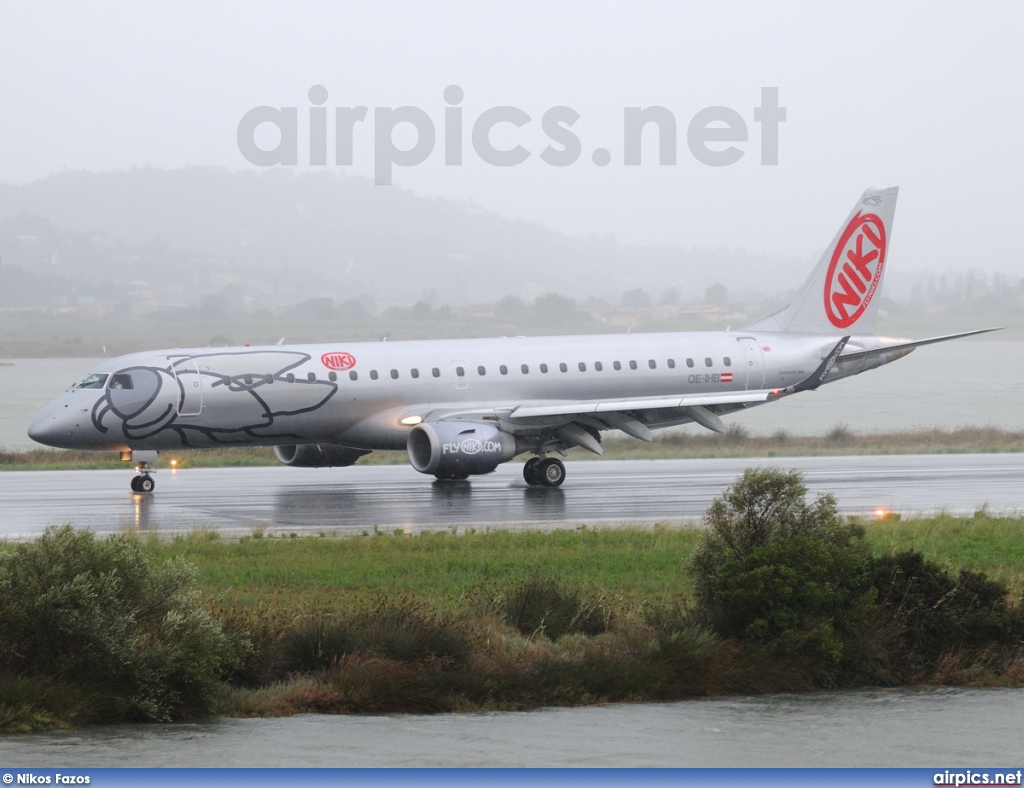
[
  {"left": 273, "top": 443, "right": 370, "bottom": 467},
  {"left": 407, "top": 420, "right": 517, "bottom": 478}
]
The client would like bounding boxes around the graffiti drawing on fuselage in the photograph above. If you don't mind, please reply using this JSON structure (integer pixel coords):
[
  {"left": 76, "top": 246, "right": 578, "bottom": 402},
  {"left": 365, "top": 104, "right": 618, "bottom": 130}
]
[{"left": 90, "top": 350, "right": 339, "bottom": 445}]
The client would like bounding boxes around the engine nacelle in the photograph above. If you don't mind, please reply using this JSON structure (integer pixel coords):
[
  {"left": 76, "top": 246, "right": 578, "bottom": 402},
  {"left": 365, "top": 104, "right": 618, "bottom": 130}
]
[
  {"left": 273, "top": 443, "right": 369, "bottom": 468},
  {"left": 407, "top": 421, "right": 517, "bottom": 478}
]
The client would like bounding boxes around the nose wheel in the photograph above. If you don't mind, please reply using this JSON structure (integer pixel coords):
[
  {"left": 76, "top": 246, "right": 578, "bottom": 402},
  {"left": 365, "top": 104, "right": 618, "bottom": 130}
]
[
  {"left": 523, "top": 456, "right": 566, "bottom": 487},
  {"left": 130, "top": 461, "right": 156, "bottom": 493}
]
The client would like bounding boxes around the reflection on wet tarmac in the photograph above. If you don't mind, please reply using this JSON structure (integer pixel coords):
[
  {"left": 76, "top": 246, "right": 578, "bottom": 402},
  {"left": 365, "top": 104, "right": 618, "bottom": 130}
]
[{"left": 4, "top": 456, "right": 1024, "bottom": 539}]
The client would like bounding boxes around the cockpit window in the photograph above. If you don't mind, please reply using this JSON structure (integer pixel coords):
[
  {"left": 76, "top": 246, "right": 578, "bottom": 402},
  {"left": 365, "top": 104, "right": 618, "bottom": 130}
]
[
  {"left": 76, "top": 373, "right": 109, "bottom": 390},
  {"left": 108, "top": 373, "right": 134, "bottom": 390}
]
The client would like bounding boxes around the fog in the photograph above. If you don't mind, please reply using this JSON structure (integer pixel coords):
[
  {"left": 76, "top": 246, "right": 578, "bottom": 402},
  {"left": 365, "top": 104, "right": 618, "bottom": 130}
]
[{"left": 1, "top": 1, "right": 1023, "bottom": 301}]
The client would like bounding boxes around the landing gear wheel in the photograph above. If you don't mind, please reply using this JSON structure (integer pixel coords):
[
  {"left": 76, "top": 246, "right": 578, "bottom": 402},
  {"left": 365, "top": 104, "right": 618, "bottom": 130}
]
[
  {"left": 523, "top": 457, "right": 542, "bottom": 485},
  {"left": 131, "top": 474, "right": 155, "bottom": 493},
  {"left": 537, "top": 457, "right": 565, "bottom": 488}
]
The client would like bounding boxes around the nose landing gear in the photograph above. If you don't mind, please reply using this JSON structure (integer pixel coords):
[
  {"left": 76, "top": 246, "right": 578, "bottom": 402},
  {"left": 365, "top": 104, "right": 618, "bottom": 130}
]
[{"left": 130, "top": 461, "right": 155, "bottom": 493}]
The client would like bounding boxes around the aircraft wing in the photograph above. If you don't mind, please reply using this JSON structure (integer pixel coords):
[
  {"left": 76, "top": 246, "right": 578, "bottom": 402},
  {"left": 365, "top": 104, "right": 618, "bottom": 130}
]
[
  {"left": 422, "top": 388, "right": 777, "bottom": 446},
  {"left": 509, "top": 390, "right": 773, "bottom": 420}
]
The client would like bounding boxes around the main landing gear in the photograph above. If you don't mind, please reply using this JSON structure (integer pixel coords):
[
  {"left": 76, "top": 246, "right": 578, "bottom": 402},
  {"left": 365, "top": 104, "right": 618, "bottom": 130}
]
[
  {"left": 130, "top": 461, "right": 155, "bottom": 494},
  {"left": 523, "top": 456, "right": 566, "bottom": 488}
]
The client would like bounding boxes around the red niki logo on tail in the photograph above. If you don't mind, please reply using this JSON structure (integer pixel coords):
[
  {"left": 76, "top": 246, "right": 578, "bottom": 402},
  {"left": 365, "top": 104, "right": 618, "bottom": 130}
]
[
  {"left": 321, "top": 352, "right": 357, "bottom": 371},
  {"left": 823, "top": 212, "right": 887, "bottom": 329}
]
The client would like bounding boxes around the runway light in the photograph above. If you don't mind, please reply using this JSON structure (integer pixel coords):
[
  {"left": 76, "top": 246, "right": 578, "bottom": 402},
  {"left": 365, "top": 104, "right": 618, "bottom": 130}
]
[
  {"left": 400, "top": 415, "right": 423, "bottom": 426},
  {"left": 170, "top": 459, "right": 178, "bottom": 467},
  {"left": 874, "top": 507, "right": 899, "bottom": 521}
]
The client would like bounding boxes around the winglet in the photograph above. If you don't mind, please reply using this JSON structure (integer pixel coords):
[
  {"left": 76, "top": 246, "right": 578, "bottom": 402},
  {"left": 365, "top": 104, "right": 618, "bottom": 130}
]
[{"left": 791, "top": 336, "right": 850, "bottom": 393}]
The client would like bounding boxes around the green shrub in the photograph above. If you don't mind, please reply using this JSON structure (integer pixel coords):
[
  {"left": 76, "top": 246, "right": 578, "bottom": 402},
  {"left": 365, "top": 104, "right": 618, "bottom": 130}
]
[
  {"left": 690, "top": 468, "right": 874, "bottom": 685},
  {"left": 868, "top": 550, "right": 1024, "bottom": 673},
  {"left": 497, "top": 576, "right": 608, "bottom": 640},
  {"left": 0, "top": 526, "right": 235, "bottom": 722},
  {"left": 349, "top": 603, "right": 470, "bottom": 666},
  {"left": 279, "top": 612, "right": 355, "bottom": 673}
]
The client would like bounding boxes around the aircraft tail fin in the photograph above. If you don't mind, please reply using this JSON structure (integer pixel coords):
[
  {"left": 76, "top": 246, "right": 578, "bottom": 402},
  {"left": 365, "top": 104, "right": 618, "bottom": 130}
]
[{"left": 746, "top": 186, "right": 899, "bottom": 335}]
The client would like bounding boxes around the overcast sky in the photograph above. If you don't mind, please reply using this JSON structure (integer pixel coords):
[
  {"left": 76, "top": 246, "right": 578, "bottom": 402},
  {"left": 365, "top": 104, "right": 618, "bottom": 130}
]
[{"left": 2, "top": 1, "right": 1022, "bottom": 272}]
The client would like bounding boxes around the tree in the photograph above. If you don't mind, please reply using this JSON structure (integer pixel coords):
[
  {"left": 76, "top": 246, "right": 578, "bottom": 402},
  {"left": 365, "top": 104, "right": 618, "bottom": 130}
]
[
  {"left": 496, "top": 294, "right": 528, "bottom": 321},
  {"left": 658, "top": 286, "right": 680, "bottom": 306},
  {"left": 620, "top": 288, "right": 653, "bottom": 311},
  {"left": 703, "top": 283, "right": 728, "bottom": 306},
  {"left": 689, "top": 468, "right": 873, "bottom": 686},
  {"left": 532, "top": 292, "right": 583, "bottom": 325},
  {"left": 0, "top": 526, "right": 236, "bottom": 722}
]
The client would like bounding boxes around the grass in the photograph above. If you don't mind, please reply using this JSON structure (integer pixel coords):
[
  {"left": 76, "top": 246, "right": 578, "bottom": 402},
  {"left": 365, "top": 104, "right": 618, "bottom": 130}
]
[
  {"left": 150, "top": 525, "right": 700, "bottom": 611},
  {"left": 138, "top": 514, "right": 1024, "bottom": 612},
  {"left": 4, "top": 425, "right": 1024, "bottom": 470}
]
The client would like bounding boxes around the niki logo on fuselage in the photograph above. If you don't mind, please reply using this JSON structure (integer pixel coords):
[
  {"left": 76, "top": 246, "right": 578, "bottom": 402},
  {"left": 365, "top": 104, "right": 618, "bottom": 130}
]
[
  {"left": 824, "top": 211, "right": 887, "bottom": 329},
  {"left": 91, "top": 350, "right": 339, "bottom": 445}
]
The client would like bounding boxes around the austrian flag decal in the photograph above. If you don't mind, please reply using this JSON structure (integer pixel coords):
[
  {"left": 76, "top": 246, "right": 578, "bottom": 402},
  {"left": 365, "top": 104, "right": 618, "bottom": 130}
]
[
  {"left": 824, "top": 212, "right": 887, "bottom": 329},
  {"left": 321, "top": 351, "right": 356, "bottom": 371},
  {"left": 721, "top": 372, "right": 733, "bottom": 383}
]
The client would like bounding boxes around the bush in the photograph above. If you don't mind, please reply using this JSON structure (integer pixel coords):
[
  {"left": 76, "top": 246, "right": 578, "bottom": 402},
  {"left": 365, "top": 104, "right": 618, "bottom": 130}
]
[
  {"left": 0, "top": 526, "right": 235, "bottom": 723},
  {"left": 497, "top": 576, "right": 608, "bottom": 640},
  {"left": 867, "top": 550, "right": 1024, "bottom": 674},
  {"left": 276, "top": 602, "right": 470, "bottom": 674},
  {"left": 690, "top": 468, "right": 874, "bottom": 685}
]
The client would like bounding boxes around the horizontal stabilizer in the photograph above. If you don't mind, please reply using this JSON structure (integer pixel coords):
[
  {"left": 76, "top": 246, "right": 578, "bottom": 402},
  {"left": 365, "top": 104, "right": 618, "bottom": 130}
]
[{"left": 838, "top": 327, "right": 1003, "bottom": 362}]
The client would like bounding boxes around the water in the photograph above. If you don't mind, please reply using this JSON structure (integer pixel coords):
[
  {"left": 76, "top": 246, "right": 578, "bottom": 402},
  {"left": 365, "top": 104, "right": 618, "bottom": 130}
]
[
  {"left": 2, "top": 688, "right": 1021, "bottom": 767},
  {"left": 1, "top": 339, "right": 1022, "bottom": 450}
]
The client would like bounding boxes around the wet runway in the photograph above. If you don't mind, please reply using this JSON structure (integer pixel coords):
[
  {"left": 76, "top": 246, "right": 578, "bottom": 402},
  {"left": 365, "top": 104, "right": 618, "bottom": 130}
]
[{"left": 1, "top": 454, "right": 1023, "bottom": 538}]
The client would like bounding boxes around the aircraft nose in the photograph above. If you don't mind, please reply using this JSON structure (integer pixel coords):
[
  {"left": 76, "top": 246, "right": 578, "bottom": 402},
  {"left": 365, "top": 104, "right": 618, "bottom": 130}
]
[
  {"left": 28, "top": 400, "right": 88, "bottom": 448},
  {"left": 28, "top": 405, "right": 64, "bottom": 447}
]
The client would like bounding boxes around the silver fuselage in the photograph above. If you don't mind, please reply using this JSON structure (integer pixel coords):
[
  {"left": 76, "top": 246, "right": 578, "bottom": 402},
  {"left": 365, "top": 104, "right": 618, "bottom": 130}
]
[{"left": 28, "top": 330, "right": 907, "bottom": 453}]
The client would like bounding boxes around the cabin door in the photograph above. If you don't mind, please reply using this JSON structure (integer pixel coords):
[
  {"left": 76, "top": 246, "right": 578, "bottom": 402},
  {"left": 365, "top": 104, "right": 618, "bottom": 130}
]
[{"left": 168, "top": 355, "right": 204, "bottom": 416}]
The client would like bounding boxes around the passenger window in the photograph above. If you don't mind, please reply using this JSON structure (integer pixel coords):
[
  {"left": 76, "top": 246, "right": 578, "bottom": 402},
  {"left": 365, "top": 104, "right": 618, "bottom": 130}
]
[
  {"left": 349, "top": 370, "right": 358, "bottom": 381},
  {"left": 500, "top": 365, "right": 508, "bottom": 375},
  {"left": 521, "top": 364, "right": 529, "bottom": 374},
  {"left": 265, "top": 374, "right": 273, "bottom": 384},
  {"left": 540, "top": 363, "right": 548, "bottom": 373},
  {"left": 595, "top": 361, "right": 603, "bottom": 371},
  {"left": 613, "top": 361, "right": 621, "bottom": 371},
  {"left": 286, "top": 373, "right": 295, "bottom": 383},
  {"left": 724, "top": 357, "right": 731, "bottom": 367},
  {"left": 108, "top": 373, "right": 133, "bottom": 390},
  {"left": 432, "top": 368, "right": 440, "bottom": 378},
  {"left": 77, "top": 373, "right": 109, "bottom": 390},
  {"left": 648, "top": 360, "right": 656, "bottom": 369},
  {"left": 629, "top": 361, "right": 637, "bottom": 370},
  {"left": 705, "top": 358, "right": 713, "bottom": 367},
  {"left": 475, "top": 366, "right": 485, "bottom": 376},
  {"left": 308, "top": 372, "right": 316, "bottom": 382},
  {"left": 244, "top": 375, "right": 253, "bottom": 385},
  {"left": 390, "top": 369, "right": 399, "bottom": 379},
  {"left": 578, "top": 362, "right": 587, "bottom": 372},
  {"left": 329, "top": 371, "right": 337, "bottom": 381},
  {"left": 667, "top": 359, "right": 676, "bottom": 369},
  {"left": 370, "top": 370, "right": 379, "bottom": 380},
  {"left": 411, "top": 369, "right": 419, "bottom": 379},
  {"left": 686, "top": 358, "right": 694, "bottom": 368},
  {"left": 455, "top": 366, "right": 465, "bottom": 377}
]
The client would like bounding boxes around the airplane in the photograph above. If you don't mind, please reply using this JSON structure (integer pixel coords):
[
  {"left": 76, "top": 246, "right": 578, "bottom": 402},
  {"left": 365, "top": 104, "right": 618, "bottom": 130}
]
[{"left": 28, "top": 186, "right": 996, "bottom": 493}]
